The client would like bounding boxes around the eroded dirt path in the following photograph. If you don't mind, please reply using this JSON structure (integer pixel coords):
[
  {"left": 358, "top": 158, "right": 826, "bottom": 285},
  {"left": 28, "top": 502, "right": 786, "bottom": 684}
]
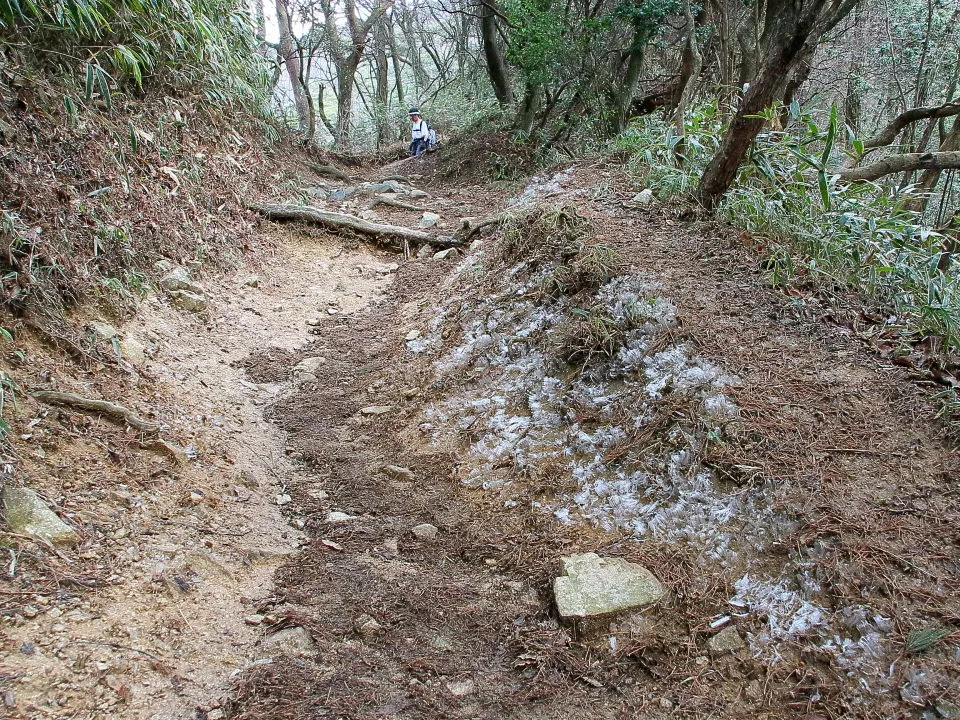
[{"left": 2, "top": 224, "right": 401, "bottom": 719}]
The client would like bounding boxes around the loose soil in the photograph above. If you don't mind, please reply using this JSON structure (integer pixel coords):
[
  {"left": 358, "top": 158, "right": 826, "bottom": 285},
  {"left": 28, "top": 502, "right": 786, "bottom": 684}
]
[{"left": 3, "top": 155, "right": 959, "bottom": 720}]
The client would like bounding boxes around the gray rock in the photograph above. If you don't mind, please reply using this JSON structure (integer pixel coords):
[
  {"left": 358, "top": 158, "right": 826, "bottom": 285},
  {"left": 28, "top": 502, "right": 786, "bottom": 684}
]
[
  {"left": 433, "top": 248, "right": 458, "bottom": 261},
  {"left": 90, "top": 321, "right": 118, "bottom": 340},
  {"left": 153, "top": 259, "right": 174, "bottom": 273},
  {"left": 419, "top": 212, "right": 441, "bottom": 229},
  {"left": 306, "top": 187, "right": 329, "bottom": 199},
  {"left": 354, "top": 613, "right": 384, "bottom": 637},
  {"left": 445, "top": 678, "right": 475, "bottom": 697},
  {"left": 416, "top": 244, "right": 435, "bottom": 259},
  {"left": 326, "top": 511, "right": 358, "bottom": 523},
  {"left": 382, "top": 465, "right": 414, "bottom": 481},
  {"left": 241, "top": 274, "right": 260, "bottom": 288},
  {"left": 2, "top": 487, "right": 79, "bottom": 546},
  {"left": 263, "top": 626, "right": 316, "bottom": 655},
  {"left": 119, "top": 335, "right": 148, "bottom": 365},
  {"left": 360, "top": 405, "right": 393, "bottom": 415},
  {"left": 160, "top": 267, "right": 204, "bottom": 295},
  {"left": 553, "top": 553, "right": 664, "bottom": 619},
  {"left": 411, "top": 523, "right": 438, "bottom": 541},
  {"left": 168, "top": 289, "right": 208, "bottom": 312},
  {"left": 708, "top": 626, "right": 745, "bottom": 653},
  {"left": 632, "top": 189, "right": 654, "bottom": 205},
  {"left": 293, "top": 357, "right": 326, "bottom": 376}
]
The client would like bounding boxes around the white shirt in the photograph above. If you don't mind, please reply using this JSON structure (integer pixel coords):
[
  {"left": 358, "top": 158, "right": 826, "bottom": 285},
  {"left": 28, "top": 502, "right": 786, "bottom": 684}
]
[{"left": 411, "top": 119, "right": 428, "bottom": 140}]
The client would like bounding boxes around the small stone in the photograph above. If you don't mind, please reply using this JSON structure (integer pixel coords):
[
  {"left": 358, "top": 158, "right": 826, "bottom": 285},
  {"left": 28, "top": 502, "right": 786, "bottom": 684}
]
[
  {"left": 327, "top": 307, "right": 339, "bottom": 315},
  {"left": 405, "top": 329, "right": 420, "bottom": 341},
  {"left": 244, "top": 614, "right": 265, "bottom": 626},
  {"left": 354, "top": 613, "right": 384, "bottom": 637},
  {"left": 306, "top": 317, "right": 322, "bottom": 326},
  {"left": 321, "top": 539, "right": 343, "bottom": 551},
  {"left": 411, "top": 523, "right": 438, "bottom": 541},
  {"left": 419, "top": 212, "right": 441, "bottom": 228},
  {"left": 47, "top": 607, "right": 63, "bottom": 619},
  {"left": 326, "top": 511, "right": 357, "bottom": 523},
  {"left": 21, "top": 605, "right": 38, "bottom": 619},
  {"left": 433, "top": 248, "right": 458, "bottom": 260},
  {"left": 632, "top": 189, "right": 654, "bottom": 205},
  {"left": 208, "top": 711, "right": 225, "bottom": 720},
  {"left": 241, "top": 275, "right": 260, "bottom": 288},
  {"left": 160, "top": 266, "right": 204, "bottom": 295},
  {"left": 382, "top": 465, "right": 414, "bottom": 481},
  {"left": 659, "top": 697, "right": 674, "bottom": 710},
  {"left": 168, "top": 289, "right": 208, "bottom": 312},
  {"left": 119, "top": 336, "right": 148, "bottom": 365},
  {"left": 469, "top": 239, "right": 483, "bottom": 252},
  {"left": 276, "top": 494, "right": 292, "bottom": 506},
  {"left": 553, "top": 553, "right": 664, "bottom": 619},
  {"left": 263, "top": 626, "right": 316, "bottom": 655},
  {"left": 2, "top": 487, "right": 80, "bottom": 546},
  {"left": 416, "top": 244, "right": 435, "bottom": 259},
  {"left": 4, "top": 689, "right": 15, "bottom": 707},
  {"left": 445, "top": 678, "right": 475, "bottom": 697},
  {"left": 154, "top": 259, "right": 174, "bottom": 273},
  {"left": 708, "top": 625, "right": 745, "bottom": 653},
  {"left": 360, "top": 405, "right": 393, "bottom": 415},
  {"left": 90, "top": 321, "right": 118, "bottom": 340}
]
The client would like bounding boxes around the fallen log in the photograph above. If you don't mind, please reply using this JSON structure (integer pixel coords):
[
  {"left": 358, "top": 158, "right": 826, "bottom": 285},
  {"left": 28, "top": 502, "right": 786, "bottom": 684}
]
[
  {"left": 306, "top": 162, "right": 352, "bottom": 182},
  {"left": 251, "top": 202, "right": 464, "bottom": 247},
  {"left": 32, "top": 390, "right": 160, "bottom": 433}
]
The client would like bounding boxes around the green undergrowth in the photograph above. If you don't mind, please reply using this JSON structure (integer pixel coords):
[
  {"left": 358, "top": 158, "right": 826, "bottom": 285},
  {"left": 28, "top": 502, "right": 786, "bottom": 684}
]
[
  {"left": 616, "top": 103, "right": 960, "bottom": 364},
  {"left": 0, "top": 2, "right": 298, "bottom": 346}
]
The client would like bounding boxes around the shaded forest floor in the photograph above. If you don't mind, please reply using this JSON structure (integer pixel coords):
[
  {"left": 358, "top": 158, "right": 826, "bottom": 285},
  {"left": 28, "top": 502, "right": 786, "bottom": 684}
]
[{"left": 3, "top": 150, "right": 959, "bottom": 720}]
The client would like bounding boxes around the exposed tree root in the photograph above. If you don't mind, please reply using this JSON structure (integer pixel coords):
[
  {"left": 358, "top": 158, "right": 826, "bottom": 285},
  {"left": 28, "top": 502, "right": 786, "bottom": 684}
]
[
  {"left": 31, "top": 390, "right": 160, "bottom": 433},
  {"left": 305, "top": 163, "right": 352, "bottom": 182},
  {"left": 251, "top": 202, "right": 464, "bottom": 247}
]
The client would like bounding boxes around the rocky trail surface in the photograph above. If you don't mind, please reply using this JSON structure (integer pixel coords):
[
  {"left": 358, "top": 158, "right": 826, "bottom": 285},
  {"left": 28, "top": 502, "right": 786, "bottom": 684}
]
[{"left": 3, "top": 157, "right": 959, "bottom": 720}]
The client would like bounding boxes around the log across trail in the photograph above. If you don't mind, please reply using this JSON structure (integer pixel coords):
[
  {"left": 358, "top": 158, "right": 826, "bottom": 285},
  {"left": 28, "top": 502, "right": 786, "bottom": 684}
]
[{"left": 250, "top": 202, "right": 466, "bottom": 248}]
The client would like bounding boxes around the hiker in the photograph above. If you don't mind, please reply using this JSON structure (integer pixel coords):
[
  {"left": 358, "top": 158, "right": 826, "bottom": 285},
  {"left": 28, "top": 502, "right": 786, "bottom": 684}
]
[{"left": 408, "top": 107, "right": 430, "bottom": 157}]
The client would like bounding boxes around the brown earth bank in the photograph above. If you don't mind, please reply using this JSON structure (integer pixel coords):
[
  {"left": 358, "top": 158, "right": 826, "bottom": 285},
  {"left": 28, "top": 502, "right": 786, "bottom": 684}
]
[{"left": 223, "top": 161, "right": 960, "bottom": 720}]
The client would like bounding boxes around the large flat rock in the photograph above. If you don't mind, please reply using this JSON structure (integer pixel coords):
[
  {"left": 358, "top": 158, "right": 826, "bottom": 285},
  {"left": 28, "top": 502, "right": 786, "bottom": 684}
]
[
  {"left": 554, "top": 552, "right": 664, "bottom": 619},
  {"left": 3, "top": 486, "right": 79, "bottom": 545}
]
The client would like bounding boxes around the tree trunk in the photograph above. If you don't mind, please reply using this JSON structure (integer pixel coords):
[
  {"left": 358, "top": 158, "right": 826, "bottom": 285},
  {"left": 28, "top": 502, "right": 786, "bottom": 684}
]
[
  {"left": 335, "top": 57, "right": 359, "bottom": 145},
  {"left": 374, "top": 22, "right": 391, "bottom": 146},
  {"left": 480, "top": 1, "right": 512, "bottom": 106},
  {"left": 275, "top": 0, "right": 309, "bottom": 131},
  {"left": 515, "top": 81, "right": 542, "bottom": 134},
  {"left": 674, "top": 0, "right": 703, "bottom": 137},
  {"left": 697, "top": 0, "right": 859, "bottom": 209},
  {"left": 613, "top": 42, "right": 646, "bottom": 135}
]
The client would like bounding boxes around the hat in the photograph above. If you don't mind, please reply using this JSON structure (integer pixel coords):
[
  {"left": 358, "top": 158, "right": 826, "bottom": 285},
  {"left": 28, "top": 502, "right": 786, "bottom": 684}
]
[{"left": 408, "top": 107, "right": 421, "bottom": 116}]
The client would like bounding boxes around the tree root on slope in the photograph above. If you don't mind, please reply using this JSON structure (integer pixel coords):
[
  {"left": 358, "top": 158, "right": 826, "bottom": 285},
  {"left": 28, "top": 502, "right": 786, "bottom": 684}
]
[
  {"left": 250, "top": 202, "right": 465, "bottom": 247},
  {"left": 32, "top": 390, "right": 160, "bottom": 433}
]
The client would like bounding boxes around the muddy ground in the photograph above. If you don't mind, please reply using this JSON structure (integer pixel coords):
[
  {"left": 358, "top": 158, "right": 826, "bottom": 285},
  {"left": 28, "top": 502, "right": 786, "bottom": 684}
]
[{"left": 3, "top": 156, "right": 959, "bottom": 720}]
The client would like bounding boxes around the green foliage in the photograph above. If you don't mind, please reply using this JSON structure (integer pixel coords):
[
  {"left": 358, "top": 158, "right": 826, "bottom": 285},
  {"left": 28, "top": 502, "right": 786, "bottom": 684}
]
[
  {"left": 1, "top": 0, "right": 268, "bottom": 110},
  {"left": 615, "top": 0, "right": 680, "bottom": 48},
  {"left": 619, "top": 103, "right": 960, "bottom": 354},
  {"left": 501, "top": 0, "right": 567, "bottom": 85}
]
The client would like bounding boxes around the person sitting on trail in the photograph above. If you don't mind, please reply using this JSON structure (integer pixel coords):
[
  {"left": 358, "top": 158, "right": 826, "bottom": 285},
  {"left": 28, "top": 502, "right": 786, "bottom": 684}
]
[{"left": 408, "top": 108, "right": 430, "bottom": 157}]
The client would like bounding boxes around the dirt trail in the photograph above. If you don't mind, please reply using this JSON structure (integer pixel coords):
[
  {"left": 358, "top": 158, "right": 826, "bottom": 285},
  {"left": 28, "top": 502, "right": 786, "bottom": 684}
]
[
  {"left": 2, "top": 224, "right": 400, "bottom": 719},
  {"left": 5, "top": 157, "right": 959, "bottom": 720}
]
